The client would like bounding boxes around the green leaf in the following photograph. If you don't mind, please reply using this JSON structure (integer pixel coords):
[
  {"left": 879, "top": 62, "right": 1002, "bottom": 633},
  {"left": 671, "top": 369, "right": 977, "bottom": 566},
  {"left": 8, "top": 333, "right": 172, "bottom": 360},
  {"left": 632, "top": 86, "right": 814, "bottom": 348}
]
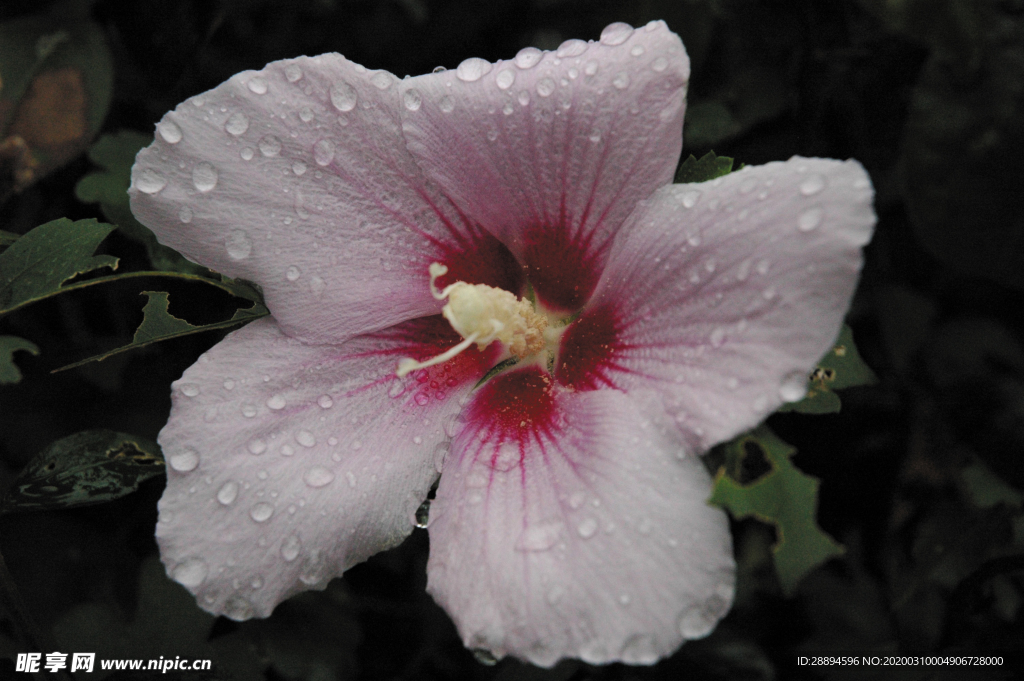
[
  {"left": 55, "top": 289, "right": 269, "bottom": 371},
  {"left": 0, "top": 335, "right": 39, "bottom": 384},
  {"left": 1, "top": 429, "right": 165, "bottom": 513},
  {"left": 674, "top": 151, "right": 735, "bottom": 184},
  {"left": 0, "top": 230, "right": 19, "bottom": 248},
  {"left": 777, "top": 324, "right": 877, "bottom": 414},
  {"left": 0, "top": 3, "right": 114, "bottom": 200},
  {"left": 75, "top": 131, "right": 209, "bottom": 274},
  {"left": 709, "top": 426, "right": 844, "bottom": 595},
  {"left": 0, "top": 217, "right": 117, "bottom": 315}
]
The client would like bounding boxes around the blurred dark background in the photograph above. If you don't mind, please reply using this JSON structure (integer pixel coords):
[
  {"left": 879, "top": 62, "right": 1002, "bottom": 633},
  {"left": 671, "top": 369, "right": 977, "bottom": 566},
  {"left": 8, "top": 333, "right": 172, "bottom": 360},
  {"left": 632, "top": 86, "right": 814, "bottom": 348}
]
[{"left": 1, "top": 0, "right": 1023, "bottom": 679}]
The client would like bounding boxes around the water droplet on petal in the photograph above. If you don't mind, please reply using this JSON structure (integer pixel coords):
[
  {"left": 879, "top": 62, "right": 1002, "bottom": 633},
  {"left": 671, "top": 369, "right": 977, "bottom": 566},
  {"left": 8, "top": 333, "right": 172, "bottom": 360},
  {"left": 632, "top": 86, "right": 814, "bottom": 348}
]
[
  {"left": 780, "top": 370, "right": 808, "bottom": 402},
  {"left": 682, "top": 190, "right": 700, "bottom": 208},
  {"left": 281, "top": 535, "right": 301, "bottom": 561},
  {"left": 472, "top": 649, "right": 498, "bottom": 666},
  {"left": 495, "top": 69, "right": 516, "bottom": 91},
  {"left": 678, "top": 604, "right": 714, "bottom": 638},
  {"left": 266, "top": 394, "right": 286, "bottom": 410},
  {"left": 556, "top": 39, "right": 588, "bottom": 58},
  {"left": 303, "top": 466, "right": 335, "bottom": 488},
  {"left": 250, "top": 502, "right": 274, "bottom": 522},
  {"left": 514, "top": 46, "right": 543, "bottom": 69},
  {"left": 576, "top": 517, "right": 598, "bottom": 538},
  {"left": 621, "top": 634, "right": 658, "bottom": 664},
  {"left": 259, "top": 135, "right": 282, "bottom": 157},
  {"left": 456, "top": 57, "right": 491, "bottom": 82},
  {"left": 286, "top": 266, "right": 301, "bottom": 281},
  {"left": 169, "top": 448, "right": 199, "bottom": 472},
  {"left": 192, "top": 162, "right": 218, "bottom": 192},
  {"left": 241, "top": 403, "right": 258, "bottom": 418},
  {"left": 311, "top": 139, "right": 335, "bottom": 166},
  {"left": 250, "top": 575, "right": 264, "bottom": 589},
  {"left": 299, "top": 549, "right": 327, "bottom": 585},
  {"left": 516, "top": 521, "right": 563, "bottom": 551},
  {"left": 157, "top": 120, "right": 182, "bottom": 144},
  {"left": 247, "top": 76, "right": 268, "bottom": 94},
  {"left": 517, "top": 90, "right": 530, "bottom": 106},
  {"left": 800, "top": 173, "right": 825, "bottom": 196},
  {"left": 225, "top": 112, "right": 249, "bottom": 135},
  {"left": 248, "top": 438, "right": 267, "bottom": 455},
  {"left": 414, "top": 499, "right": 430, "bottom": 528},
  {"left": 652, "top": 56, "right": 669, "bottom": 72},
  {"left": 291, "top": 161, "right": 307, "bottom": 176},
  {"left": 630, "top": 45, "right": 645, "bottom": 57},
  {"left": 179, "top": 382, "right": 200, "bottom": 397},
  {"left": 370, "top": 71, "right": 393, "bottom": 89},
  {"left": 135, "top": 169, "right": 167, "bottom": 194},
  {"left": 330, "top": 82, "right": 358, "bottom": 111},
  {"left": 296, "top": 430, "right": 316, "bottom": 448},
  {"left": 225, "top": 229, "right": 252, "bottom": 261},
  {"left": 402, "top": 88, "right": 422, "bottom": 111},
  {"left": 298, "top": 106, "right": 315, "bottom": 123},
  {"left": 798, "top": 207, "right": 823, "bottom": 232},
  {"left": 438, "top": 95, "right": 454, "bottom": 113},
  {"left": 600, "top": 22, "right": 634, "bottom": 46},
  {"left": 178, "top": 206, "right": 193, "bottom": 223},
  {"left": 584, "top": 60, "right": 599, "bottom": 76},
  {"left": 612, "top": 72, "right": 630, "bottom": 90},
  {"left": 172, "top": 558, "right": 208, "bottom": 588},
  {"left": 310, "top": 276, "right": 325, "bottom": 297},
  {"left": 240, "top": 147, "right": 254, "bottom": 161},
  {"left": 284, "top": 64, "right": 303, "bottom": 82},
  {"left": 223, "top": 595, "right": 254, "bottom": 621},
  {"left": 317, "top": 395, "right": 333, "bottom": 409},
  {"left": 281, "top": 444, "right": 295, "bottom": 457},
  {"left": 536, "top": 78, "right": 555, "bottom": 97},
  {"left": 217, "top": 481, "right": 239, "bottom": 505}
]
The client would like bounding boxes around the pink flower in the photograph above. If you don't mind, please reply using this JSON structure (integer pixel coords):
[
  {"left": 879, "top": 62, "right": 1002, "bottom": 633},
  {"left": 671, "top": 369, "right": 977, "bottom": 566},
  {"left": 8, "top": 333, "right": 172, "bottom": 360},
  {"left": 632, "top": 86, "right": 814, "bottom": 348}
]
[{"left": 129, "top": 21, "right": 874, "bottom": 666}]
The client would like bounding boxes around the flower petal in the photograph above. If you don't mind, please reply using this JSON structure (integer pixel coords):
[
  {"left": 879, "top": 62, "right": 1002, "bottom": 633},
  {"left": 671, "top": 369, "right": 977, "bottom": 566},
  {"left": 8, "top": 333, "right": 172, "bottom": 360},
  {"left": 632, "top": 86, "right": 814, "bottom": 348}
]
[
  {"left": 567, "top": 157, "right": 875, "bottom": 452},
  {"left": 426, "top": 371, "right": 734, "bottom": 666},
  {"left": 129, "top": 55, "right": 483, "bottom": 344},
  {"left": 398, "top": 21, "right": 689, "bottom": 311},
  {"left": 157, "top": 316, "right": 496, "bottom": 620}
]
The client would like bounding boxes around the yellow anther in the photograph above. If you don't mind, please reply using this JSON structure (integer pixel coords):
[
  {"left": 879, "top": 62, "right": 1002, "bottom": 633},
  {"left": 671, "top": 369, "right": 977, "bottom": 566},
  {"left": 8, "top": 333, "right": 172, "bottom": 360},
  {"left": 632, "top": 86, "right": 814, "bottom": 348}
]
[{"left": 396, "top": 263, "right": 549, "bottom": 378}]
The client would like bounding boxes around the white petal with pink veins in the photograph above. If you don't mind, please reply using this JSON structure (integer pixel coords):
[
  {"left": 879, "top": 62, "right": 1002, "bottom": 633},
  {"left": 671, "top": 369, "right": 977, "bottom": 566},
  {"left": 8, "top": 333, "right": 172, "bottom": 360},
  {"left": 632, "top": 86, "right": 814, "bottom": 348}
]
[
  {"left": 129, "top": 54, "right": 480, "bottom": 345},
  {"left": 426, "top": 378, "right": 734, "bottom": 666},
  {"left": 579, "top": 157, "right": 875, "bottom": 453},
  {"left": 156, "top": 317, "right": 490, "bottom": 620}
]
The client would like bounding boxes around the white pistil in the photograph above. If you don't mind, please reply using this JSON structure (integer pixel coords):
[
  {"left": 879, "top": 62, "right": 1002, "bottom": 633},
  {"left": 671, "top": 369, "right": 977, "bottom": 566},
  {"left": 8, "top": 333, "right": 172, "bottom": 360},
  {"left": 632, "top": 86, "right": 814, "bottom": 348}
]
[{"left": 396, "top": 263, "right": 548, "bottom": 378}]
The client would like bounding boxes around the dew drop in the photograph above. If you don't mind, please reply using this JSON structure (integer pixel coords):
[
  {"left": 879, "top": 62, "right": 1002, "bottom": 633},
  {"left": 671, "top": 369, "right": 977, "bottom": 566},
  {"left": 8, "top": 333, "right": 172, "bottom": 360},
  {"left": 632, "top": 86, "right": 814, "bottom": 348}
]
[
  {"left": 621, "top": 634, "right": 657, "bottom": 664},
  {"left": 172, "top": 558, "right": 208, "bottom": 588},
  {"left": 281, "top": 534, "right": 301, "bottom": 561},
  {"left": 370, "top": 71, "right": 393, "bottom": 89},
  {"left": 612, "top": 72, "right": 631, "bottom": 89},
  {"left": 317, "top": 395, "right": 333, "bottom": 409},
  {"left": 678, "top": 604, "right": 713, "bottom": 639},
  {"left": 225, "top": 229, "right": 252, "bottom": 261},
  {"left": 600, "top": 22, "right": 634, "bottom": 46},
  {"left": 310, "top": 275, "right": 325, "bottom": 297},
  {"left": 296, "top": 430, "right": 316, "bottom": 448},
  {"left": 514, "top": 46, "right": 543, "bottom": 69},
  {"left": 517, "top": 90, "right": 530, "bottom": 106},
  {"left": 779, "top": 370, "right": 808, "bottom": 402},
  {"left": 536, "top": 77, "right": 555, "bottom": 97},
  {"left": 179, "top": 383, "right": 200, "bottom": 397},
  {"left": 330, "top": 82, "right": 357, "bottom": 111},
  {"left": 456, "top": 57, "right": 491, "bottom": 82},
  {"left": 798, "top": 207, "right": 823, "bottom": 232},
  {"left": 556, "top": 39, "right": 588, "bottom": 58},
  {"left": 402, "top": 88, "right": 422, "bottom": 111},
  {"left": 178, "top": 206, "right": 193, "bottom": 223},
  {"left": 192, "top": 162, "right": 218, "bottom": 192},
  {"left": 281, "top": 444, "right": 295, "bottom": 457},
  {"left": 250, "top": 502, "right": 274, "bottom": 522},
  {"left": 682, "top": 190, "right": 700, "bottom": 208},
  {"left": 438, "top": 96, "right": 454, "bottom": 113},
  {"left": 241, "top": 403, "right": 258, "bottom": 418},
  {"left": 312, "top": 139, "right": 335, "bottom": 166},
  {"left": 709, "top": 327, "right": 726, "bottom": 348},
  {"left": 286, "top": 266, "right": 301, "bottom": 281},
  {"left": 584, "top": 60, "right": 599, "bottom": 76},
  {"left": 266, "top": 394, "right": 286, "bottom": 410},
  {"left": 169, "top": 448, "right": 199, "bottom": 472},
  {"left": 516, "top": 521, "right": 562, "bottom": 551},
  {"left": 303, "top": 466, "right": 335, "bottom": 488},
  {"left": 492, "top": 70, "right": 517, "bottom": 93},
  {"left": 240, "top": 147, "right": 254, "bottom": 161},
  {"left": 157, "top": 120, "right": 183, "bottom": 144},
  {"left": 298, "top": 107, "right": 315, "bottom": 123},
  {"left": 217, "top": 481, "right": 239, "bottom": 505},
  {"left": 284, "top": 64, "right": 303, "bottom": 82},
  {"left": 414, "top": 499, "right": 430, "bottom": 528},
  {"left": 472, "top": 649, "right": 498, "bottom": 666},
  {"left": 225, "top": 112, "right": 250, "bottom": 135},
  {"left": 248, "top": 439, "right": 267, "bottom": 455},
  {"left": 135, "top": 169, "right": 167, "bottom": 194},
  {"left": 258, "top": 135, "right": 282, "bottom": 157},
  {"left": 630, "top": 45, "right": 645, "bottom": 57},
  {"left": 292, "top": 161, "right": 307, "bottom": 176},
  {"left": 247, "top": 76, "right": 268, "bottom": 94},
  {"left": 800, "top": 173, "right": 825, "bottom": 196},
  {"left": 223, "top": 595, "right": 254, "bottom": 621},
  {"left": 299, "top": 549, "right": 327, "bottom": 585},
  {"left": 250, "top": 575, "right": 264, "bottom": 589},
  {"left": 576, "top": 517, "right": 598, "bottom": 538}
]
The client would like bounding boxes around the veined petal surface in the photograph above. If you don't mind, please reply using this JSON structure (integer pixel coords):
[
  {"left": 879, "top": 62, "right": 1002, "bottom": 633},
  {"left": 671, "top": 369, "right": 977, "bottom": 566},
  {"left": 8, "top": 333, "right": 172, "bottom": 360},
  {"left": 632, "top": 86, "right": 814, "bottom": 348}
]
[
  {"left": 568, "top": 157, "right": 875, "bottom": 453},
  {"left": 130, "top": 54, "right": 483, "bottom": 344},
  {"left": 157, "top": 316, "right": 496, "bottom": 620},
  {"left": 426, "top": 373, "right": 734, "bottom": 666},
  {"left": 398, "top": 21, "right": 689, "bottom": 311}
]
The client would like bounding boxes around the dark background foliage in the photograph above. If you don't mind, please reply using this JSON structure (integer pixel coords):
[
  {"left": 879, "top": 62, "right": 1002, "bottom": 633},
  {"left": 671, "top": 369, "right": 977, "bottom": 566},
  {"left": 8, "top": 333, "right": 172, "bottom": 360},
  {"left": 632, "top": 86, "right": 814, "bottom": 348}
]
[{"left": 1, "top": 0, "right": 1023, "bottom": 679}]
